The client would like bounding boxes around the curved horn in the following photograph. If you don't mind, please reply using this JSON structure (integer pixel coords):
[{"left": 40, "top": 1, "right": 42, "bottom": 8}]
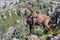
[{"left": 21, "top": 5, "right": 36, "bottom": 13}]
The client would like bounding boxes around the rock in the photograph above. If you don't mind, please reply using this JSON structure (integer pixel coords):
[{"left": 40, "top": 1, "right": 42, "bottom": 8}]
[
  {"left": 13, "top": 37, "right": 19, "bottom": 40},
  {"left": 48, "top": 34, "right": 60, "bottom": 40},
  {"left": 26, "top": 35, "right": 41, "bottom": 40},
  {"left": 43, "top": 0, "right": 52, "bottom": 3},
  {"left": 54, "top": 36, "right": 58, "bottom": 40},
  {"left": 48, "top": 34, "right": 54, "bottom": 40},
  {"left": 57, "top": 34, "right": 60, "bottom": 40},
  {"left": 16, "top": 0, "right": 19, "bottom": 3},
  {"left": 2, "top": 27, "right": 16, "bottom": 40}
]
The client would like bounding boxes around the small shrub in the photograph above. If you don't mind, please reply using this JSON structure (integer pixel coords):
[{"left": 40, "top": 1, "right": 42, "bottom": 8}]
[{"left": 33, "top": 26, "right": 44, "bottom": 35}]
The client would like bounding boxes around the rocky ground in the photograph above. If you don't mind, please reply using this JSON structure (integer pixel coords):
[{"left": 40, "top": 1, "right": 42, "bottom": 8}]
[
  {"left": 0, "top": 0, "right": 60, "bottom": 40},
  {"left": 26, "top": 35, "right": 42, "bottom": 40}
]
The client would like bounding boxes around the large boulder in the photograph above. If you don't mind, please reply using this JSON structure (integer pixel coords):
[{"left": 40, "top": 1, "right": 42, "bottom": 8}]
[{"left": 26, "top": 35, "right": 42, "bottom": 40}]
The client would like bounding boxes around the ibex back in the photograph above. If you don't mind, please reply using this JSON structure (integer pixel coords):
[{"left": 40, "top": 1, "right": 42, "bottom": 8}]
[{"left": 21, "top": 5, "right": 51, "bottom": 35}]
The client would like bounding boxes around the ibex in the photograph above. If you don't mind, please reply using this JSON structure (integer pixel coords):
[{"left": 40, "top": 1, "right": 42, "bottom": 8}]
[{"left": 21, "top": 5, "right": 51, "bottom": 35}]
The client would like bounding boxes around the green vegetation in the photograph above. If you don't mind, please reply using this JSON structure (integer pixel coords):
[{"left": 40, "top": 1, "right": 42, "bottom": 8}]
[
  {"left": 0, "top": 0, "right": 60, "bottom": 40},
  {"left": 33, "top": 26, "right": 44, "bottom": 35},
  {"left": 0, "top": 9, "right": 19, "bottom": 39}
]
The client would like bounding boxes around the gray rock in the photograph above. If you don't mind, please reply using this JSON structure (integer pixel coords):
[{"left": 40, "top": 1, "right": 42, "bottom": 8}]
[
  {"left": 13, "top": 37, "right": 19, "bottom": 40},
  {"left": 57, "top": 34, "right": 60, "bottom": 40},
  {"left": 26, "top": 35, "right": 42, "bottom": 40}
]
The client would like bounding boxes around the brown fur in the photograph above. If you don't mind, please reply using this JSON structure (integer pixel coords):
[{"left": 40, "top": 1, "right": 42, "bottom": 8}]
[{"left": 22, "top": 6, "right": 51, "bottom": 35}]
